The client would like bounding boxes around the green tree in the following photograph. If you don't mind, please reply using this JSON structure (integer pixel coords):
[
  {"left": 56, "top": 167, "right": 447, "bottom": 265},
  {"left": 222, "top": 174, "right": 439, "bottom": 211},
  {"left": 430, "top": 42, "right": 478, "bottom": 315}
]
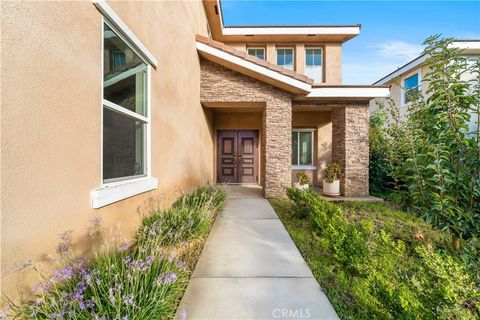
[{"left": 381, "top": 36, "right": 480, "bottom": 248}]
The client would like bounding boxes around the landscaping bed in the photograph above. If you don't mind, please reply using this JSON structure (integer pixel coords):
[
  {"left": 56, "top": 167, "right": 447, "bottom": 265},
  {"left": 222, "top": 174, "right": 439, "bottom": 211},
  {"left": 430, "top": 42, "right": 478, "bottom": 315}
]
[
  {"left": 270, "top": 188, "right": 479, "bottom": 320},
  {"left": 5, "top": 185, "right": 226, "bottom": 320}
]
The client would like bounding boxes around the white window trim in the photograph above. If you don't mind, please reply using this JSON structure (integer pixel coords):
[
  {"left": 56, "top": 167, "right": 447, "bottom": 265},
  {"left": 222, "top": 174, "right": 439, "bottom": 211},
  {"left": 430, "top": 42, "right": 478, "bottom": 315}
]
[
  {"left": 276, "top": 47, "right": 295, "bottom": 70},
  {"left": 91, "top": 18, "right": 157, "bottom": 209},
  {"left": 401, "top": 69, "right": 422, "bottom": 107},
  {"left": 91, "top": 177, "right": 158, "bottom": 209},
  {"left": 292, "top": 129, "right": 315, "bottom": 169},
  {"left": 247, "top": 47, "right": 266, "bottom": 60},
  {"left": 93, "top": 0, "right": 158, "bottom": 68},
  {"left": 305, "top": 47, "right": 323, "bottom": 83}
]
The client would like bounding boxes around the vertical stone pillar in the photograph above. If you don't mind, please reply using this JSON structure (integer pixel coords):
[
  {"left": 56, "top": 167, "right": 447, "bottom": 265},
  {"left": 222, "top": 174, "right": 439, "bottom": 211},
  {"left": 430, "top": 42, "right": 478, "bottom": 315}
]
[
  {"left": 263, "top": 96, "right": 292, "bottom": 198},
  {"left": 331, "top": 105, "right": 369, "bottom": 196}
]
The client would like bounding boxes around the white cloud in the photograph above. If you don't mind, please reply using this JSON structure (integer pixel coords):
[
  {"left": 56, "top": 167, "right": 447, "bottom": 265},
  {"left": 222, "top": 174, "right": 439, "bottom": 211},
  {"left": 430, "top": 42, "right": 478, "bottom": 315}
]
[{"left": 369, "top": 40, "right": 423, "bottom": 60}]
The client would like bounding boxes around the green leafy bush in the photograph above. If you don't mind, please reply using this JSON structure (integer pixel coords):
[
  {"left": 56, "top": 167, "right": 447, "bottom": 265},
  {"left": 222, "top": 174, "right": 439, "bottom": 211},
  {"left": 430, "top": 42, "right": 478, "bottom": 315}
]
[
  {"left": 6, "top": 185, "right": 226, "bottom": 319},
  {"left": 278, "top": 188, "right": 479, "bottom": 319},
  {"left": 373, "top": 36, "right": 480, "bottom": 246},
  {"left": 296, "top": 172, "right": 309, "bottom": 185},
  {"left": 369, "top": 103, "right": 394, "bottom": 195},
  {"left": 323, "top": 162, "right": 343, "bottom": 183}
]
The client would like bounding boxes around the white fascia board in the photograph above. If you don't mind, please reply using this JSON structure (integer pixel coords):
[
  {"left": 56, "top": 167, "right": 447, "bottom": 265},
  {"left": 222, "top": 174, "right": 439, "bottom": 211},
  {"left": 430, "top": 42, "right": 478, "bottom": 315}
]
[
  {"left": 196, "top": 42, "right": 312, "bottom": 92},
  {"left": 373, "top": 54, "right": 427, "bottom": 85},
  {"left": 222, "top": 26, "right": 360, "bottom": 36},
  {"left": 91, "top": 177, "right": 158, "bottom": 208},
  {"left": 307, "top": 87, "right": 390, "bottom": 98},
  {"left": 452, "top": 41, "right": 480, "bottom": 50},
  {"left": 93, "top": 0, "right": 159, "bottom": 68}
]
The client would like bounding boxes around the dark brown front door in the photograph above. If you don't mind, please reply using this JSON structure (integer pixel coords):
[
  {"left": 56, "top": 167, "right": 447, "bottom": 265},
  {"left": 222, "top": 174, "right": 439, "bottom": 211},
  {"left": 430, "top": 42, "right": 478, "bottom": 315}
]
[{"left": 217, "top": 130, "right": 259, "bottom": 184}]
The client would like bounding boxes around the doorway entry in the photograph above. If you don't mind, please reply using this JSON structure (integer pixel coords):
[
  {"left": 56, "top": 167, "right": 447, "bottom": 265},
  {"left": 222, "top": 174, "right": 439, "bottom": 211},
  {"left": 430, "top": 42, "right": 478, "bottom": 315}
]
[{"left": 217, "top": 130, "right": 259, "bottom": 184}]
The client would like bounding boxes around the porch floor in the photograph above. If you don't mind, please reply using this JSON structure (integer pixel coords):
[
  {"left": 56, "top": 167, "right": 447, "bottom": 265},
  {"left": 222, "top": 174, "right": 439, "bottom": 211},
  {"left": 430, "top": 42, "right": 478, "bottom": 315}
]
[{"left": 177, "top": 185, "right": 339, "bottom": 319}]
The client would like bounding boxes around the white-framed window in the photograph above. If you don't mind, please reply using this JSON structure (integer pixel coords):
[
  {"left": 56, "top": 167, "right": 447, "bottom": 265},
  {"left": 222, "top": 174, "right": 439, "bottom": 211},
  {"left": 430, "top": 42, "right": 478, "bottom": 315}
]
[
  {"left": 91, "top": 1, "right": 159, "bottom": 209},
  {"left": 247, "top": 47, "right": 265, "bottom": 60},
  {"left": 103, "top": 21, "right": 149, "bottom": 183},
  {"left": 402, "top": 71, "right": 421, "bottom": 105},
  {"left": 305, "top": 47, "right": 323, "bottom": 83},
  {"left": 277, "top": 47, "right": 294, "bottom": 70},
  {"left": 292, "top": 129, "right": 314, "bottom": 168}
]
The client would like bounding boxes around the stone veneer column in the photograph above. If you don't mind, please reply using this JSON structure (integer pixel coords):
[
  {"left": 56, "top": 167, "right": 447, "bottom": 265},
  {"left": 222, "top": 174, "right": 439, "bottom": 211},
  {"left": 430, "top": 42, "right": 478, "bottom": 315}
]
[
  {"left": 263, "top": 97, "right": 292, "bottom": 198},
  {"left": 331, "top": 105, "right": 369, "bottom": 196}
]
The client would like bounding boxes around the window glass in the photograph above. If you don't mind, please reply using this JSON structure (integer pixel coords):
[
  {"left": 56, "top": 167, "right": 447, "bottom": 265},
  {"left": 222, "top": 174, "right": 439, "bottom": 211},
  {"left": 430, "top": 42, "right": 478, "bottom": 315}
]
[
  {"left": 404, "top": 73, "right": 419, "bottom": 104},
  {"left": 248, "top": 48, "right": 265, "bottom": 60},
  {"left": 103, "top": 109, "right": 144, "bottom": 180},
  {"left": 299, "top": 132, "right": 313, "bottom": 165},
  {"left": 292, "top": 132, "right": 298, "bottom": 165},
  {"left": 277, "top": 48, "right": 294, "bottom": 70},
  {"left": 104, "top": 23, "right": 147, "bottom": 116},
  {"left": 305, "top": 48, "right": 322, "bottom": 83},
  {"left": 103, "top": 22, "right": 149, "bottom": 182},
  {"left": 292, "top": 131, "right": 313, "bottom": 166}
]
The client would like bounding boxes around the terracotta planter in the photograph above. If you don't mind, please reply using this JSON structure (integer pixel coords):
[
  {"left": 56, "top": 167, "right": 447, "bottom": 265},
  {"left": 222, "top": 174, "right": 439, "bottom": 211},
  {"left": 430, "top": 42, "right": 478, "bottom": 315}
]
[
  {"left": 293, "top": 182, "right": 309, "bottom": 190},
  {"left": 323, "top": 179, "right": 340, "bottom": 196}
]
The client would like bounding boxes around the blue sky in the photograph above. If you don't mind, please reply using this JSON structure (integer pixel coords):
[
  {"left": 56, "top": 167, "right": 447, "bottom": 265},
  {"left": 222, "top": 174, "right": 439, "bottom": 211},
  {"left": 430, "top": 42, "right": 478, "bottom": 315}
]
[{"left": 221, "top": 1, "right": 480, "bottom": 84}]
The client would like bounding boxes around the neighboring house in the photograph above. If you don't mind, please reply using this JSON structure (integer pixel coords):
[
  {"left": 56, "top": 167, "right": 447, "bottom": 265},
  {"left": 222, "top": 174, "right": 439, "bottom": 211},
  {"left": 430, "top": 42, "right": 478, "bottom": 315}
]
[
  {"left": 370, "top": 40, "right": 480, "bottom": 132},
  {"left": 1, "top": 0, "right": 388, "bottom": 298}
]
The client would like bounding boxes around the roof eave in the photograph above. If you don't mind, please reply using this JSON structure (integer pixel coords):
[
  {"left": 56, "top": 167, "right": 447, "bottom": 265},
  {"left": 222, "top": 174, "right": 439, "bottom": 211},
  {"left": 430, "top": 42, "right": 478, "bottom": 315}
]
[{"left": 196, "top": 41, "right": 312, "bottom": 94}]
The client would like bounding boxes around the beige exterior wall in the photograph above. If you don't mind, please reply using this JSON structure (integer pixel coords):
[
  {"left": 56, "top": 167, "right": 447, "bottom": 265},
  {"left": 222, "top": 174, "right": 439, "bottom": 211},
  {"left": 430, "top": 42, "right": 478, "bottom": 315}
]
[
  {"left": 292, "top": 111, "right": 332, "bottom": 186},
  {"left": 1, "top": 0, "right": 213, "bottom": 300},
  {"left": 224, "top": 41, "right": 343, "bottom": 84},
  {"left": 324, "top": 43, "right": 342, "bottom": 84}
]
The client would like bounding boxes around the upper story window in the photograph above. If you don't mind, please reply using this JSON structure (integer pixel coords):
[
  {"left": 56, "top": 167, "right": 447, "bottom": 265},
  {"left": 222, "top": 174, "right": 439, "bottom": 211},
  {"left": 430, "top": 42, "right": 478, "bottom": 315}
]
[
  {"left": 292, "top": 130, "right": 314, "bottom": 166},
  {"left": 403, "top": 72, "right": 420, "bottom": 105},
  {"left": 103, "top": 22, "right": 149, "bottom": 182},
  {"left": 247, "top": 47, "right": 265, "bottom": 60},
  {"left": 305, "top": 48, "right": 323, "bottom": 83},
  {"left": 277, "top": 47, "right": 294, "bottom": 70}
]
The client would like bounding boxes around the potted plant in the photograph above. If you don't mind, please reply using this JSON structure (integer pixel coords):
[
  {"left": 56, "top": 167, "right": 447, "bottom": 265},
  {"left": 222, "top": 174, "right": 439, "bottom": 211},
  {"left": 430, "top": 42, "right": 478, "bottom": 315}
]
[
  {"left": 293, "top": 172, "right": 310, "bottom": 190},
  {"left": 322, "top": 162, "right": 342, "bottom": 196}
]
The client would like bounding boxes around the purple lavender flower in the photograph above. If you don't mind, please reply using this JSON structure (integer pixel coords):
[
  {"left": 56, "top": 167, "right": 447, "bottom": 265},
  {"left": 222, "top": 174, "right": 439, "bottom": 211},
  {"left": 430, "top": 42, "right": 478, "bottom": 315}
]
[
  {"left": 156, "top": 272, "right": 177, "bottom": 285},
  {"left": 122, "top": 294, "right": 134, "bottom": 306},
  {"left": 0, "top": 307, "right": 10, "bottom": 320},
  {"left": 50, "top": 266, "right": 74, "bottom": 283},
  {"left": 178, "top": 309, "right": 187, "bottom": 320},
  {"left": 108, "top": 288, "right": 116, "bottom": 304},
  {"left": 125, "top": 255, "right": 155, "bottom": 272},
  {"left": 122, "top": 316, "right": 129, "bottom": 320},
  {"left": 119, "top": 241, "right": 131, "bottom": 251},
  {"left": 91, "top": 216, "right": 102, "bottom": 226},
  {"left": 56, "top": 230, "right": 73, "bottom": 255}
]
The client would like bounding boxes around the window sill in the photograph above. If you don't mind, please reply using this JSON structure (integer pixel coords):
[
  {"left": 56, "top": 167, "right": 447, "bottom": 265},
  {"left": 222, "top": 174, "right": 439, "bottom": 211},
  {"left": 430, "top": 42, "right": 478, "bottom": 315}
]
[
  {"left": 90, "top": 177, "right": 158, "bottom": 209},
  {"left": 292, "top": 165, "right": 317, "bottom": 170}
]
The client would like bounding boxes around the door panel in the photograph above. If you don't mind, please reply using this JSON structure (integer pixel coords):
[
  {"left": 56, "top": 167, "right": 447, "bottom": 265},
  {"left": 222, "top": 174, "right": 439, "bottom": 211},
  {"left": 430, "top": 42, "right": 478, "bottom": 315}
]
[
  {"left": 237, "top": 131, "right": 257, "bottom": 183},
  {"left": 217, "top": 131, "right": 237, "bottom": 183},
  {"left": 217, "top": 130, "right": 258, "bottom": 184}
]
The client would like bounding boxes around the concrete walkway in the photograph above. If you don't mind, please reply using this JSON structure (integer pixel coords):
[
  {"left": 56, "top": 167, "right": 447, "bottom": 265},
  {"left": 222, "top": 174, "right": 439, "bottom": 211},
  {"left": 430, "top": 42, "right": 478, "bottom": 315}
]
[{"left": 178, "top": 185, "right": 339, "bottom": 320}]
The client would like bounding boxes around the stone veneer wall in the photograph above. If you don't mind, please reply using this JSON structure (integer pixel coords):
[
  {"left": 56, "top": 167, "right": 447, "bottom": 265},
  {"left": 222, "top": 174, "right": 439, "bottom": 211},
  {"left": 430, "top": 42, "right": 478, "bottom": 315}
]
[
  {"left": 200, "top": 59, "right": 292, "bottom": 198},
  {"left": 331, "top": 105, "right": 369, "bottom": 196}
]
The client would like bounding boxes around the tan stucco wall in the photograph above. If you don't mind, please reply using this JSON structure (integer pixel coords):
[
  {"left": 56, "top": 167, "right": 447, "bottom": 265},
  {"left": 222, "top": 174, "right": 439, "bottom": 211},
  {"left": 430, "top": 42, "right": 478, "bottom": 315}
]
[
  {"left": 324, "top": 43, "right": 342, "bottom": 84},
  {"left": 224, "top": 42, "right": 343, "bottom": 84},
  {"left": 1, "top": 0, "right": 213, "bottom": 300},
  {"left": 292, "top": 111, "right": 332, "bottom": 185}
]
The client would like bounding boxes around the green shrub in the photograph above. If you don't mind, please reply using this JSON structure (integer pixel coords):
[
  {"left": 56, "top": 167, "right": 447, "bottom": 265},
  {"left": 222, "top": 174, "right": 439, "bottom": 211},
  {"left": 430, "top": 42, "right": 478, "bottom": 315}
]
[
  {"left": 7, "top": 185, "right": 226, "bottom": 319},
  {"left": 375, "top": 36, "right": 480, "bottom": 245},
  {"left": 281, "top": 188, "right": 480, "bottom": 319}
]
